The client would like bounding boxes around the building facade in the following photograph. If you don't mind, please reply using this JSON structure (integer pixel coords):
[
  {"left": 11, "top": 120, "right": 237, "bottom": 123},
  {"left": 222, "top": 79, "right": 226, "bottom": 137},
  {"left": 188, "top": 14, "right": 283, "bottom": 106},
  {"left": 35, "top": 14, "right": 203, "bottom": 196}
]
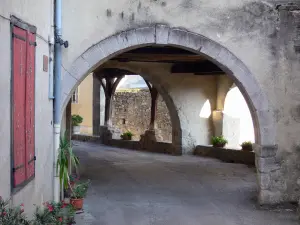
[
  {"left": 1, "top": 0, "right": 300, "bottom": 215},
  {"left": 0, "top": 0, "right": 54, "bottom": 215}
]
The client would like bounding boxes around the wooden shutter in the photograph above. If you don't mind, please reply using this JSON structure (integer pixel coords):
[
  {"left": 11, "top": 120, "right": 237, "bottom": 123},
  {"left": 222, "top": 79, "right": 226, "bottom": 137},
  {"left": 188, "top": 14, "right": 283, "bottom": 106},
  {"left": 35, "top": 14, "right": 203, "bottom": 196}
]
[
  {"left": 12, "top": 26, "right": 36, "bottom": 187},
  {"left": 25, "top": 31, "right": 36, "bottom": 180},
  {"left": 12, "top": 26, "right": 27, "bottom": 187}
]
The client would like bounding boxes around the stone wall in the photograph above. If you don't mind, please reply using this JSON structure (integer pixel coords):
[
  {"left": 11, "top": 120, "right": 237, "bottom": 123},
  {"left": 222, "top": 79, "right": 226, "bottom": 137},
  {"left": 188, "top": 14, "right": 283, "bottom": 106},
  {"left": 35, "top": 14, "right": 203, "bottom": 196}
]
[{"left": 112, "top": 89, "right": 172, "bottom": 142}]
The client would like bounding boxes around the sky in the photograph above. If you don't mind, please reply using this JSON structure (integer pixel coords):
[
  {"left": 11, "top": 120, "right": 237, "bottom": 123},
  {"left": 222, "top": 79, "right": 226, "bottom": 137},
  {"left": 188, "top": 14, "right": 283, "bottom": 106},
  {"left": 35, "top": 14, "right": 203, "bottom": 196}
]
[{"left": 117, "top": 75, "right": 147, "bottom": 89}]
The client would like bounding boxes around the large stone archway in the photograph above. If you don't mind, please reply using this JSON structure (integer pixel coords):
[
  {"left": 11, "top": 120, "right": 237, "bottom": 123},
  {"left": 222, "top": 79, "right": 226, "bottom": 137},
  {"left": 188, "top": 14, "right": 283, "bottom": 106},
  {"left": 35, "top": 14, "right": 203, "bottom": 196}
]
[{"left": 60, "top": 25, "right": 279, "bottom": 204}]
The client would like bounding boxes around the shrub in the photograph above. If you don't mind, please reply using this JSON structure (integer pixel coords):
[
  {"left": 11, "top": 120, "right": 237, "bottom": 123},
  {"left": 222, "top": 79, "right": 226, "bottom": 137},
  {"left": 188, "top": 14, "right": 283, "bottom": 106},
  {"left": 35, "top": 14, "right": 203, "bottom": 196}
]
[
  {"left": 71, "top": 115, "right": 83, "bottom": 126},
  {"left": 120, "top": 131, "right": 134, "bottom": 140},
  {"left": 211, "top": 136, "right": 228, "bottom": 147}
]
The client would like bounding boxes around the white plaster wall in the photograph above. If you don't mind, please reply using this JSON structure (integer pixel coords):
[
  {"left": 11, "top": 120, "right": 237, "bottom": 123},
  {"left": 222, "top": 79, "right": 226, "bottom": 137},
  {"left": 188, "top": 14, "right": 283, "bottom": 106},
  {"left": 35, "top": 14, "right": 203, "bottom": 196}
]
[{"left": 0, "top": 0, "right": 54, "bottom": 216}]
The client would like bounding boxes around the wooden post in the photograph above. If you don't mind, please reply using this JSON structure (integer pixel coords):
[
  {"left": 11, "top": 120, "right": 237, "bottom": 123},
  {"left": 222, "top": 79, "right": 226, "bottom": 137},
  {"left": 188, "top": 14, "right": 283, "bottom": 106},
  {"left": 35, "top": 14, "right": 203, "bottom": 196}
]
[
  {"left": 99, "top": 74, "right": 124, "bottom": 127},
  {"left": 92, "top": 73, "right": 101, "bottom": 135},
  {"left": 65, "top": 99, "right": 72, "bottom": 142},
  {"left": 144, "top": 79, "right": 158, "bottom": 131}
]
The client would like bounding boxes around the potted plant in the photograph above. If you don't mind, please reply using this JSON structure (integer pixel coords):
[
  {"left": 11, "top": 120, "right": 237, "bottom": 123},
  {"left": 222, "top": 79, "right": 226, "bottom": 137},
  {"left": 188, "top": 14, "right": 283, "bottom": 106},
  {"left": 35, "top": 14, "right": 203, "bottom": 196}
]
[
  {"left": 57, "top": 135, "right": 80, "bottom": 192},
  {"left": 211, "top": 135, "right": 228, "bottom": 148},
  {"left": 70, "top": 180, "right": 90, "bottom": 210},
  {"left": 120, "top": 131, "right": 134, "bottom": 140},
  {"left": 241, "top": 141, "right": 253, "bottom": 152},
  {"left": 72, "top": 114, "right": 83, "bottom": 134}
]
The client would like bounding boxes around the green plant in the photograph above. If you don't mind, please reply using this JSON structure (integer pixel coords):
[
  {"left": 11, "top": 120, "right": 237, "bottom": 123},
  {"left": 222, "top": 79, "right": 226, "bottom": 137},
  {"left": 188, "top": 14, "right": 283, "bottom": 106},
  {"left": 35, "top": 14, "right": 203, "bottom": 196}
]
[
  {"left": 57, "top": 135, "right": 80, "bottom": 189},
  {"left": 211, "top": 135, "right": 228, "bottom": 147},
  {"left": 241, "top": 141, "right": 252, "bottom": 148},
  {"left": 71, "top": 114, "right": 83, "bottom": 126},
  {"left": 120, "top": 131, "right": 134, "bottom": 139},
  {"left": 0, "top": 197, "right": 29, "bottom": 225},
  {"left": 70, "top": 180, "right": 90, "bottom": 199}
]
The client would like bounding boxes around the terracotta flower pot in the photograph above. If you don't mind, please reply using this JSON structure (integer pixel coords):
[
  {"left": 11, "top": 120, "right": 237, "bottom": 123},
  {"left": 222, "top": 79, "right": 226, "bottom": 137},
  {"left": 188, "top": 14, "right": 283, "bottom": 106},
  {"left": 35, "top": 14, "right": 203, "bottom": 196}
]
[
  {"left": 122, "top": 136, "right": 132, "bottom": 140},
  {"left": 213, "top": 143, "right": 226, "bottom": 148},
  {"left": 70, "top": 198, "right": 84, "bottom": 210}
]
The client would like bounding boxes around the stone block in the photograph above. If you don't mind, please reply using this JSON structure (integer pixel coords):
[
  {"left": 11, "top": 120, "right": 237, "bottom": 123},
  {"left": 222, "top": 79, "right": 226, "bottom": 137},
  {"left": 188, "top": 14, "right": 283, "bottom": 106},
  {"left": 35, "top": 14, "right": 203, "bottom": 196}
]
[
  {"left": 98, "top": 35, "right": 121, "bottom": 58},
  {"left": 62, "top": 71, "right": 78, "bottom": 96},
  {"left": 67, "top": 56, "right": 91, "bottom": 81},
  {"left": 155, "top": 24, "right": 170, "bottom": 44},
  {"left": 168, "top": 28, "right": 203, "bottom": 51},
  {"left": 254, "top": 144, "right": 277, "bottom": 158},
  {"left": 257, "top": 172, "right": 271, "bottom": 190},
  {"left": 258, "top": 190, "right": 283, "bottom": 205},
  {"left": 135, "top": 26, "right": 156, "bottom": 45},
  {"left": 256, "top": 156, "right": 280, "bottom": 173},
  {"left": 116, "top": 29, "right": 139, "bottom": 51},
  {"left": 82, "top": 43, "right": 106, "bottom": 69}
]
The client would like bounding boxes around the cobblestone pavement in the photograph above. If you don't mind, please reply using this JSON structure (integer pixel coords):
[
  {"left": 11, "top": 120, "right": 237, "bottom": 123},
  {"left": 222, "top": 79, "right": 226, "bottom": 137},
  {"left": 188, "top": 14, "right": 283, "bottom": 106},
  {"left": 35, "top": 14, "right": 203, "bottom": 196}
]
[{"left": 73, "top": 141, "right": 298, "bottom": 225}]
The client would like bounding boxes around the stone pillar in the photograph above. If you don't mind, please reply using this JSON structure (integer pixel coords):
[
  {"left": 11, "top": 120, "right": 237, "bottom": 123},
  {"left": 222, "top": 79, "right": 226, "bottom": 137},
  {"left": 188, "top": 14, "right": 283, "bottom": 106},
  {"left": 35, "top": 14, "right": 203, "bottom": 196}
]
[
  {"left": 140, "top": 80, "right": 161, "bottom": 149},
  {"left": 65, "top": 99, "right": 72, "bottom": 143},
  {"left": 254, "top": 144, "right": 282, "bottom": 205},
  {"left": 92, "top": 74, "right": 101, "bottom": 136},
  {"left": 212, "top": 110, "right": 223, "bottom": 137}
]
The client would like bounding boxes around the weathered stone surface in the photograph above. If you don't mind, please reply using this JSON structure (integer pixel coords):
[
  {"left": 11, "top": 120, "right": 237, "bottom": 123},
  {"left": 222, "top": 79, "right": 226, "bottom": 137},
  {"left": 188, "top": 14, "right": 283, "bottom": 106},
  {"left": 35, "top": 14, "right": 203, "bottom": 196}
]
[
  {"left": 258, "top": 190, "right": 283, "bottom": 205},
  {"left": 112, "top": 89, "right": 172, "bottom": 142},
  {"left": 256, "top": 156, "right": 281, "bottom": 173},
  {"left": 194, "top": 145, "right": 255, "bottom": 166},
  {"left": 155, "top": 24, "right": 170, "bottom": 44},
  {"left": 254, "top": 144, "right": 277, "bottom": 158},
  {"left": 258, "top": 172, "right": 271, "bottom": 190}
]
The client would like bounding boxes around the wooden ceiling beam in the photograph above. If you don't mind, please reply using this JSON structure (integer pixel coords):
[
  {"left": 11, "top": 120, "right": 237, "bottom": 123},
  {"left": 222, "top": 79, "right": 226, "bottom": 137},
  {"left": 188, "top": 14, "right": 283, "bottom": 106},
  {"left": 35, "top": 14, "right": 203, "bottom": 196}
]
[
  {"left": 112, "top": 53, "right": 206, "bottom": 63},
  {"left": 171, "top": 61, "right": 225, "bottom": 75}
]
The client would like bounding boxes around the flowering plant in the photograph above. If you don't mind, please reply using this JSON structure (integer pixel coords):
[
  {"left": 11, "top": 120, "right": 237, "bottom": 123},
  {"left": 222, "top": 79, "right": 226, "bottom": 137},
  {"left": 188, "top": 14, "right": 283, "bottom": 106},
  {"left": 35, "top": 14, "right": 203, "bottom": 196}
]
[
  {"left": 0, "top": 196, "right": 75, "bottom": 225},
  {"left": 33, "top": 201, "right": 75, "bottom": 225},
  {"left": 0, "top": 197, "right": 29, "bottom": 225}
]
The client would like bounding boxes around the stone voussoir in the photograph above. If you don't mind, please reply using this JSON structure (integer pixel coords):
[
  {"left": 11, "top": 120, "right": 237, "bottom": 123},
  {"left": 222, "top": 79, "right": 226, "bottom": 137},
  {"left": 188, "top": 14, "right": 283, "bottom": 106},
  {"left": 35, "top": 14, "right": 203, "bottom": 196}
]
[{"left": 155, "top": 24, "right": 170, "bottom": 45}]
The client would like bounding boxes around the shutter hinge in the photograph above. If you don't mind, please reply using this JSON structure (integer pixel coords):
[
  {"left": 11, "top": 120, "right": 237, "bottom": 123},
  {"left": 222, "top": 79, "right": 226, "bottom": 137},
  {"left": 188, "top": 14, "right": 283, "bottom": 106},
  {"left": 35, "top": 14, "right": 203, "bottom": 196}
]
[
  {"left": 12, "top": 164, "right": 25, "bottom": 173},
  {"left": 29, "top": 41, "right": 37, "bottom": 46}
]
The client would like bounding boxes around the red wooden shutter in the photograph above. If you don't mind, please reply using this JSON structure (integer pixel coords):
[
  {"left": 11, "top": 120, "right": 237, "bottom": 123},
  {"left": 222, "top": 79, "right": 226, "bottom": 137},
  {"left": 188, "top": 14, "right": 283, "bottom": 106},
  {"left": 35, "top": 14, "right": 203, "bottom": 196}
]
[
  {"left": 12, "top": 26, "right": 27, "bottom": 187},
  {"left": 25, "top": 31, "right": 36, "bottom": 179}
]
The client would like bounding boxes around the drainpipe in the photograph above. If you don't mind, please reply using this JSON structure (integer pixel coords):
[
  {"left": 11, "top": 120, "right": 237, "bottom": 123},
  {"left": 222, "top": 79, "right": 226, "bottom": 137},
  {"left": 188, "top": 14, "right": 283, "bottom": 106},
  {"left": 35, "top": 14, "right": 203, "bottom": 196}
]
[
  {"left": 53, "top": 0, "right": 69, "bottom": 202},
  {"left": 53, "top": 0, "right": 62, "bottom": 203}
]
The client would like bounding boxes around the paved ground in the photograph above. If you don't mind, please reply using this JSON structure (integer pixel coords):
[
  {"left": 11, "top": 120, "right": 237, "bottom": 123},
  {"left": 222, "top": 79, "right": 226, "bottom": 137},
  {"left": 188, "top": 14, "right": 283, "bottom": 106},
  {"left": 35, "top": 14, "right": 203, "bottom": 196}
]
[{"left": 73, "top": 141, "right": 298, "bottom": 225}]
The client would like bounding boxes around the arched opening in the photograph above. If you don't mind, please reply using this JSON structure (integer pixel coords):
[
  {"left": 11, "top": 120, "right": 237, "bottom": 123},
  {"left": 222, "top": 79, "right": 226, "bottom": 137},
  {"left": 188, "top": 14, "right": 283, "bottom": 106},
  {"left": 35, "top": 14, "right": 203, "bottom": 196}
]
[
  {"left": 112, "top": 75, "right": 172, "bottom": 143},
  {"left": 60, "top": 25, "right": 277, "bottom": 205},
  {"left": 223, "top": 86, "right": 255, "bottom": 148}
]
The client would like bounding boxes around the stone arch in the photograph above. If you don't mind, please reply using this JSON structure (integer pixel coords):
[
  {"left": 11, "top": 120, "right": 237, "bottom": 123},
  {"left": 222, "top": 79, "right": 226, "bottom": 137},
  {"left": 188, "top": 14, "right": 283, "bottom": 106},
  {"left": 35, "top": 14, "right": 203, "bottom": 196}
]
[
  {"left": 61, "top": 25, "right": 275, "bottom": 147},
  {"left": 61, "top": 24, "right": 278, "bottom": 204}
]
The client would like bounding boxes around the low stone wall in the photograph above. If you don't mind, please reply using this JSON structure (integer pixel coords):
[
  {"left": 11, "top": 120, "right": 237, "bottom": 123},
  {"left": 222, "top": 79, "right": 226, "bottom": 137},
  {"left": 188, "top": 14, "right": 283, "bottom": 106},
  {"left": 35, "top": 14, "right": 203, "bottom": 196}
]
[
  {"left": 108, "top": 139, "right": 174, "bottom": 155},
  {"left": 72, "top": 134, "right": 175, "bottom": 155},
  {"left": 72, "top": 134, "right": 101, "bottom": 142},
  {"left": 194, "top": 145, "right": 255, "bottom": 166}
]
